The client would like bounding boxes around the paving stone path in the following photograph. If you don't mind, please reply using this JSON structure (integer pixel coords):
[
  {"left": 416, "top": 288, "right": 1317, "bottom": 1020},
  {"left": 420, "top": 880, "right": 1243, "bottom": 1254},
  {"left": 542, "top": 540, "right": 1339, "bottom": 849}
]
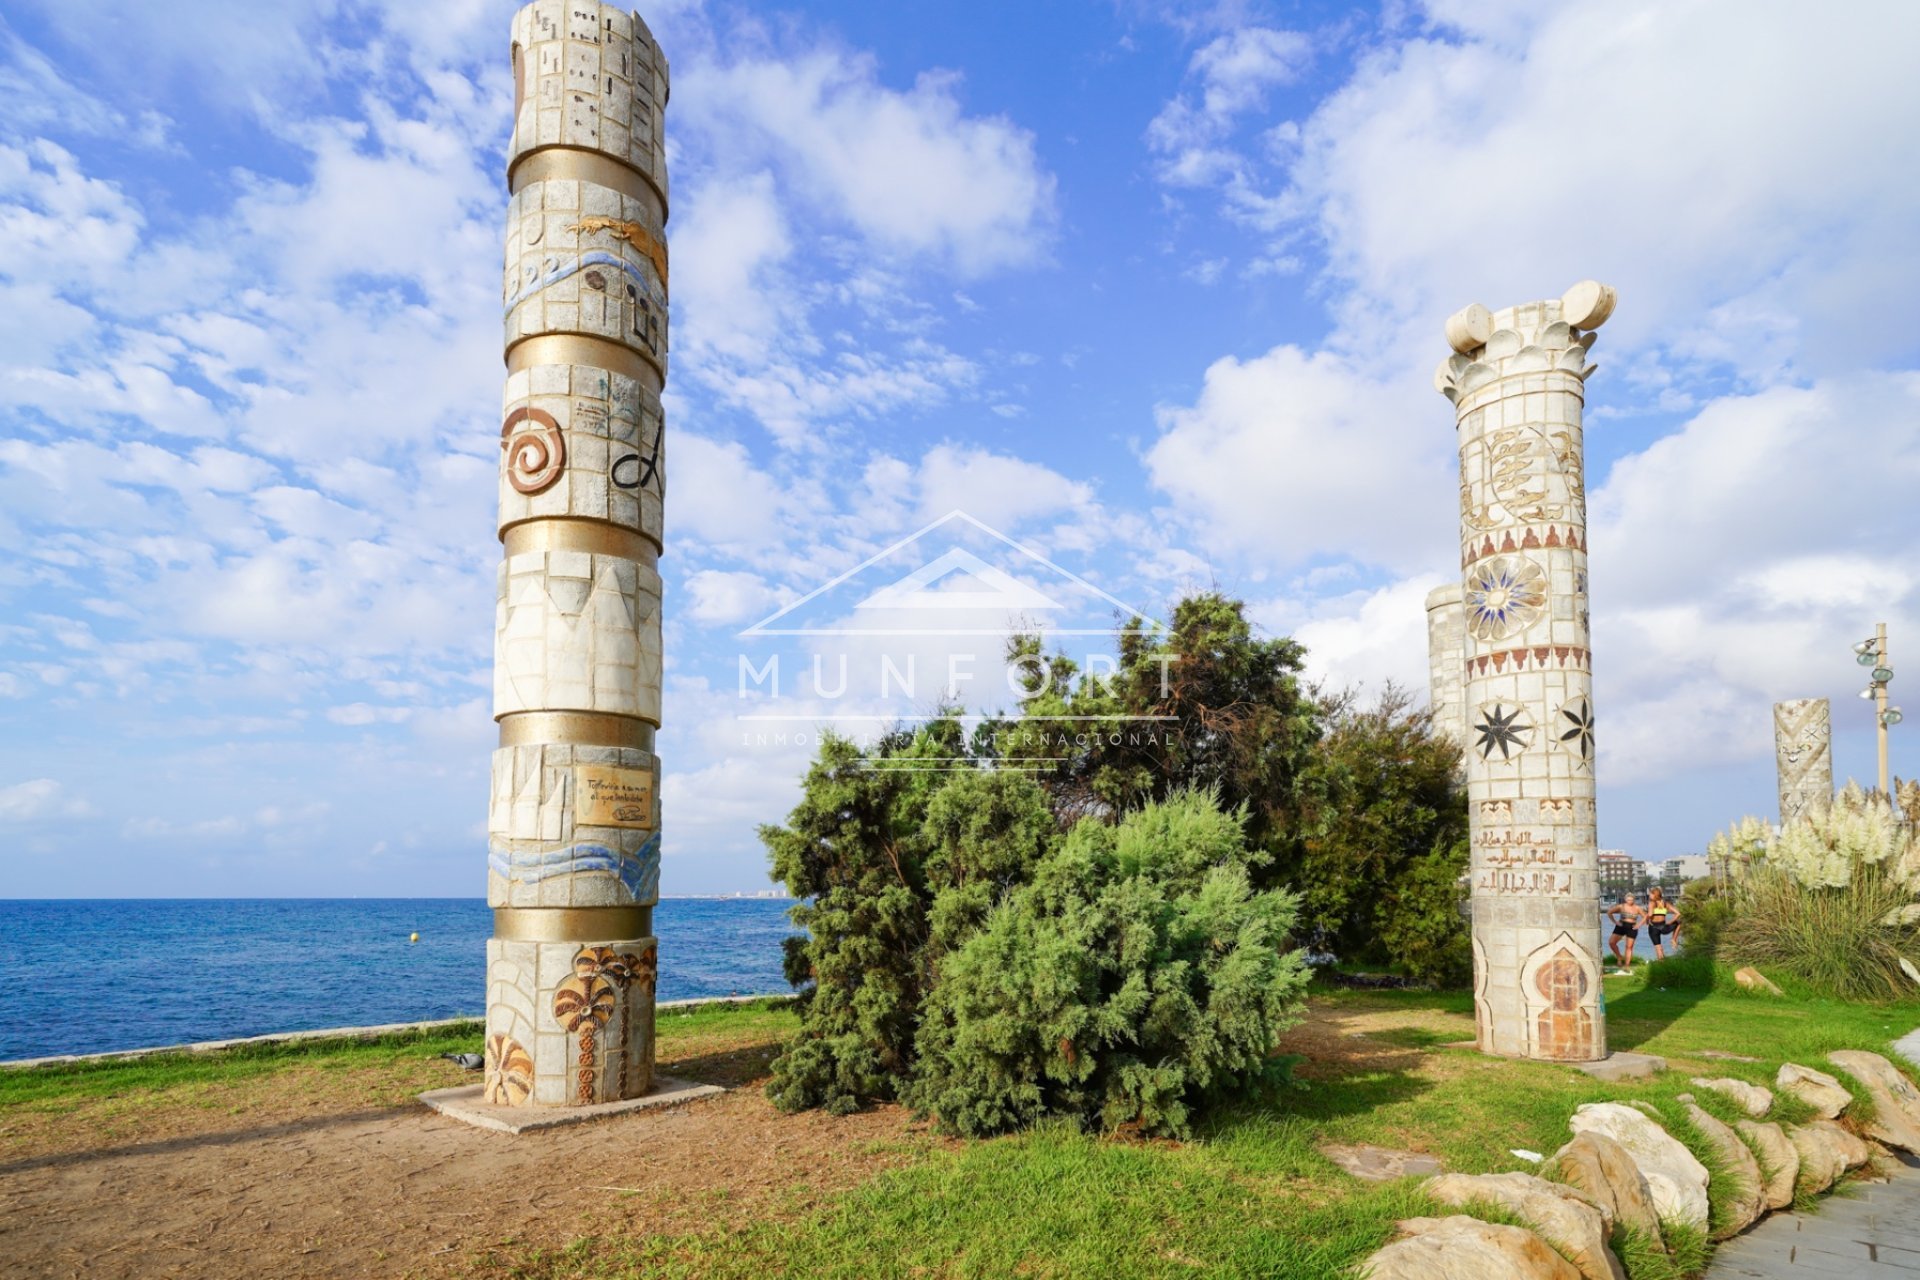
[{"left": 1708, "top": 1155, "right": 1920, "bottom": 1277}]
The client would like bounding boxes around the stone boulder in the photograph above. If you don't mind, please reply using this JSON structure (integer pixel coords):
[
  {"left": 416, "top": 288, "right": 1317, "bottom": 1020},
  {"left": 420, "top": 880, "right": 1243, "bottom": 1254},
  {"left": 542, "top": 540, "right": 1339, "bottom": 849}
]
[
  {"left": 1568, "top": 1103, "right": 1710, "bottom": 1230},
  {"left": 1734, "top": 1119, "right": 1799, "bottom": 1210},
  {"left": 1733, "top": 967, "right": 1784, "bottom": 996},
  {"left": 1321, "top": 1142, "right": 1445, "bottom": 1181},
  {"left": 1688, "top": 1077, "right": 1772, "bottom": 1118},
  {"left": 1788, "top": 1120, "right": 1870, "bottom": 1193},
  {"left": 1682, "top": 1104, "right": 1766, "bottom": 1238},
  {"left": 1362, "top": 1216, "right": 1585, "bottom": 1280},
  {"left": 1828, "top": 1050, "right": 1920, "bottom": 1154},
  {"left": 1540, "top": 1132, "right": 1664, "bottom": 1247},
  {"left": 1776, "top": 1063, "right": 1852, "bottom": 1119},
  {"left": 1425, "top": 1172, "right": 1625, "bottom": 1280}
]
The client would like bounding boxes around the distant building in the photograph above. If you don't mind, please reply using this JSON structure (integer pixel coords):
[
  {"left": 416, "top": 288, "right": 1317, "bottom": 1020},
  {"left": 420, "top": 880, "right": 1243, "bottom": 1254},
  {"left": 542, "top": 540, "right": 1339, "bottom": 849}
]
[
  {"left": 1597, "top": 850, "right": 1639, "bottom": 893},
  {"left": 1659, "top": 854, "right": 1711, "bottom": 883}
]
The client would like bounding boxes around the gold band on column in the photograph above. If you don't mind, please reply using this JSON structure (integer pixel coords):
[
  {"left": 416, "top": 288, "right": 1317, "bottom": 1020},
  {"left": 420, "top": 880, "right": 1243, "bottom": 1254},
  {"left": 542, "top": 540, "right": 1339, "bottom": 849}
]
[
  {"left": 506, "top": 332, "right": 660, "bottom": 387},
  {"left": 508, "top": 147, "right": 662, "bottom": 214},
  {"left": 498, "top": 710, "right": 657, "bottom": 750},
  {"left": 493, "top": 905, "right": 653, "bottom": 942},
  {"left": 503, "top": 517, "right": 658, "bottom": 563}
]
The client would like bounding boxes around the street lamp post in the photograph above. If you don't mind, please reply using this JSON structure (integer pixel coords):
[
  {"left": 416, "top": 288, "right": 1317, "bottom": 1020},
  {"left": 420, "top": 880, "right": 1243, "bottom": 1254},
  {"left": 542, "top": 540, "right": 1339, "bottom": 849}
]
[{"left": 1854, "top": 623, "right": 1903, "bottom": 795}]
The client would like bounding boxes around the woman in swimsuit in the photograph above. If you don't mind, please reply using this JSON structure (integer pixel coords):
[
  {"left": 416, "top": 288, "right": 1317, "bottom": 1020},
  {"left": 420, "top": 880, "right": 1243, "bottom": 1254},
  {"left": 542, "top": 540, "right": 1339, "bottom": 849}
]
[
  {"left": 1606, "top": 893, "right": 1644, "bottom": 970},
  {"left": 1644, "top": 887, "right": 1681, "bottom": 959}
]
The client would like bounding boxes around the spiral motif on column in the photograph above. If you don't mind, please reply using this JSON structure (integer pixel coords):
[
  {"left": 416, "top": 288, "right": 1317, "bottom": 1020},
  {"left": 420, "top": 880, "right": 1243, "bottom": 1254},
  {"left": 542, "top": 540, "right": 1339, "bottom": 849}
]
[{"left": 501, "top": 406, "right": 566, "bottom": 495}]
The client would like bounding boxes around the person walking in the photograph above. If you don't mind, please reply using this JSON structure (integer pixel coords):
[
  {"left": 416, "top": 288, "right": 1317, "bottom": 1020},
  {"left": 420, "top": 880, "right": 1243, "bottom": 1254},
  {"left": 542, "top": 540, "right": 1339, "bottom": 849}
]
[
  {"left": 1605, "top": 893, "right": 1644, "bottom": 970},
  {"left": 1644, "top": 887, "right": 1681, "bottom": 960}
]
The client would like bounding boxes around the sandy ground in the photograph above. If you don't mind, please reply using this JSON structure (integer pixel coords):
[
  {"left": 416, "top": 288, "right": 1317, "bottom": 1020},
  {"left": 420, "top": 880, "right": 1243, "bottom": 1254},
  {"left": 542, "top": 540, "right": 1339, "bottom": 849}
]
[
  {"left": 0, "top": 1000, "right": 1467, "bottom": 1279},
  {"left": 0, "top": 1039, "right": 935, "bottom": 1279}
]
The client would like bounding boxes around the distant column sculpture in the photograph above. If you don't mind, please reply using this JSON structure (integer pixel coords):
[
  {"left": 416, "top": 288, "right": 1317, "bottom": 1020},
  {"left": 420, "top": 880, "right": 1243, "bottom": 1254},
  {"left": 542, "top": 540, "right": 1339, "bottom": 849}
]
[
  {"left": 1434, "top": 281, "right": 1616, "bottom": 1062},
  {"left": 1773, "top": 698, "right": 1833, "bottom": 826},
  {"left": 485, "top": 1, "right": 669, "bottom": 1108},
  {"left": 1426, "top": 584, "right": 1468, "bottom": 748}
]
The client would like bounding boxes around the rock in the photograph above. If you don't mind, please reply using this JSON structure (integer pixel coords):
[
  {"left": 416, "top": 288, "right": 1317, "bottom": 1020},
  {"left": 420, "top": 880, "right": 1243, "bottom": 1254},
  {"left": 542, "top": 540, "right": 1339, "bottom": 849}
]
[
  {"left": 1897, "top": 1028, "right": 1920, "bottom": 1073},
  {"left": 1689, "top": 1077, "right": 1772, "bottom": 1117},
  {"left": 1364, "top": 1216, "right": 1585, "bottom": 1280},
  {"left": 1575, "top": 1052, "right": 1666, "bottom": 1082},
  {"left": 1699, "top": 1049, "right": 1762, "bottom": 1063},
  {"left": 1787, "top": 1120, "right": 1869, "bottom": 1193},
  {"left": 1426, "top": 1173, "right": 1625, "bottom": 1280},
  {"left": 1541, "top": 1131, "right": 1664, "bottom": 1246},
  {"left": 1733, "top": 967, "right": 1784, "bottom": 996},
  {"left": 1828, "top": 1050, "right": 1920, "bottom": 1154},
  {"left": 1682, "top": 1104, "right": 1766, "bottom": 1238},
  {"left": 1735, "top": 1119, "right": 1799, "bottom": 1210},
  {"left": 1777, "top": 1063, "right": 1852, "bottom": 1118},
  {"left": 1811, "top": 1118, "right": 1872, "bottom": 1170},
  {"left": 1321, "top": 1142, "right": 1444, "bottom": 1181},
  {"left": 1568, "top": 1103, "right": 1711, "bottom": 1230}
]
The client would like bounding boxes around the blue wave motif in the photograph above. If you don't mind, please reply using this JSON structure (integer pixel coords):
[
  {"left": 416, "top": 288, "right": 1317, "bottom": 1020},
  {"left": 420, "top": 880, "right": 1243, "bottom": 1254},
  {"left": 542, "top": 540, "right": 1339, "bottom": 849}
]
[
  {"left": 488, "top": 831, "right": 661, "bottom": 900},
  {"left": 504, "top": 250, "right": 667, "bottom": 313}
]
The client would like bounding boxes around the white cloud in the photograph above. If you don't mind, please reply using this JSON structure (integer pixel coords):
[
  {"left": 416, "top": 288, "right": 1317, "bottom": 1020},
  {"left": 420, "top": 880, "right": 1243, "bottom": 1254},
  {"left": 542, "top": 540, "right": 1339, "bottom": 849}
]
[
  {"left": 1277, "top": 1, "right": 1920, "bottom": 378},
  {"left": 1146, "top": 345, "right": 1447, "bottom": 569},
  {"left": 686, "top": 570, "right": 784, "bottom": 627},
  {"left": 1588, "top": 373, "right": 1920, "bottom": 781},
  {"left": 914, "top": 445, "right": 1096, "bottom": 531},
  {"left": 327, "top": 703, "right": 414, "bottom": 726},
  {"left": 1148, "top": 26, "right": 1311, "bottom": 187},
  {"left": 0, "top": 778, "right": 86, "bottom": 822},
  {"left": 686, "top": 51, "right": 1056, "bottom": 275}
]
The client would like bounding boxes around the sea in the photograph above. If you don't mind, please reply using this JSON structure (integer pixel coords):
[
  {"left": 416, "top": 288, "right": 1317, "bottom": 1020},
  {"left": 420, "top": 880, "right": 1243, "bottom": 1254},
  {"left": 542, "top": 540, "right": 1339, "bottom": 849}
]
[{"left": 0, "top": 898, "right": 801, "bottom": 1062}]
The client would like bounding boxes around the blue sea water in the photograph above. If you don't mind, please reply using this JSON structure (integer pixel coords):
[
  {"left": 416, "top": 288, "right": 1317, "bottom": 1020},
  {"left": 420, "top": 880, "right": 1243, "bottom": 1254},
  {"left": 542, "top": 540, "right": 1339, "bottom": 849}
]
[{"left": 0, "top": 898, "right": 801, "bottom": 1061}]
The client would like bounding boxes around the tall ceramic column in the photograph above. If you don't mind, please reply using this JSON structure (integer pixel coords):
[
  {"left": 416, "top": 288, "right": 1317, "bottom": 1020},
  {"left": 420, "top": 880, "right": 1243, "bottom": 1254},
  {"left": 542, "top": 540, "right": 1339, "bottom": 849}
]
[
  {"left": 1425, "top": 584, "right": 1468, "bottom": 749},
  {"left": 1434, "top": 281, "right": 1615, "bottom": 1062},
  {"left": 1773, "top": 698, "right": 1834, "bottom": 826},
  {"left": 484, "top": 1, "right": 669, "bottom": 1108}
]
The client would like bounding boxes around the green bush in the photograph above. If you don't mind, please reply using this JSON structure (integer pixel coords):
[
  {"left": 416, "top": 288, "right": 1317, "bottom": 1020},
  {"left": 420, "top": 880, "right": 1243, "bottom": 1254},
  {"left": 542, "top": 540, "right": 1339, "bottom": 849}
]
[
  {"left": 906, "top": 790, "right": 1310, "bottom": 1137},
  {"left": 1370, "top": 836, "right": 1472, "bottom": 986},
  {"left": 1676, "top": 878, "right": 1735, "bottom": 958}
]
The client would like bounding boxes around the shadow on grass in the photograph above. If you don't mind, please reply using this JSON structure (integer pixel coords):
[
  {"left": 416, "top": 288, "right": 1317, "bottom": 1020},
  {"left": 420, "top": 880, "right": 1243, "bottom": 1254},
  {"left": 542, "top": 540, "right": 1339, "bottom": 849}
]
[{"left": 1602, "top": 975, "right": 1712, "bottom": 1052}]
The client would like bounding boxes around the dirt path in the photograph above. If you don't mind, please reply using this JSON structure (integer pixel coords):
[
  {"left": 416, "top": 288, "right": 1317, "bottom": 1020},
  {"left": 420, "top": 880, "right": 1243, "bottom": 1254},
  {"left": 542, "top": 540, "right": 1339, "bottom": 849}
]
[{"left": 0, "top": 1045, "right": 933, "bottom": 1279}]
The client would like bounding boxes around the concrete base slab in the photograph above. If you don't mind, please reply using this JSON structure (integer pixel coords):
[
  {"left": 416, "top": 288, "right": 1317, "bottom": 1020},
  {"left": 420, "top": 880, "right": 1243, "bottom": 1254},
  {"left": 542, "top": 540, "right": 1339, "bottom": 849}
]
[
  {"left": 420, "top": 1076, "right": 725, "bottom": 1134},
  {"left": 1572, "top": 1051, "right": 1667, "bottom": 1082}
]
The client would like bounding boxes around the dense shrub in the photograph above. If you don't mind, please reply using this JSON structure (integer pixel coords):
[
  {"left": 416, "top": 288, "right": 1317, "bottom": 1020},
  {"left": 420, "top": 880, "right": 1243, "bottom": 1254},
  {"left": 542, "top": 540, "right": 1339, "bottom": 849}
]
[
  {"left": 982, "top": 596, "right": 1469, "bottom": 982},
  {"left": 1676, "top": 878, "right": 1735, "bottom": 958},
  {"left": 1370, "top": 837, "right": 1472, "bottom": 985},
  {"left": 1291, "top": 690, "right": 1468, "bottom": 976},
  {"left": 1715, "top": 785, "right": 1920, "bottom": 1002},
  {"left": 763, "top": 591, "right": 1470, "bottom": 1128},
  {"left": 763, "top": 726, "right": 1058, "bottom": 1115},
  {"left": 906, "top": 791, "right": 1309, "bottom": 1137}
]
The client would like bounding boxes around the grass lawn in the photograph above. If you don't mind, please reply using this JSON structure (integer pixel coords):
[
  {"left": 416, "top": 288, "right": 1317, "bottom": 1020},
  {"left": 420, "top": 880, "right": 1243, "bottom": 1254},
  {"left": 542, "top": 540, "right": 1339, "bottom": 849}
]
[{"left": 4, "top": 972, "right": 1914, "bottom": 1280}]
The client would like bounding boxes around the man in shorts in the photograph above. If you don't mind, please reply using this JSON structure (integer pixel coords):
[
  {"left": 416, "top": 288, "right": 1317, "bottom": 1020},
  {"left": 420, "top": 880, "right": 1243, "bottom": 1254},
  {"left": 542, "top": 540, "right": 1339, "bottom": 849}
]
[{"left": 1605, "top": 893, "right": 1644, "bottom": 970}]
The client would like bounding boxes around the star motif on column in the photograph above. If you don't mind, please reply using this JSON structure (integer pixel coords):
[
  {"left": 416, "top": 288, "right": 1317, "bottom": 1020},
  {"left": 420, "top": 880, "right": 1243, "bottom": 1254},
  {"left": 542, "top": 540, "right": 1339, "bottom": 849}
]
[
  {"left": 1558, "top": 698, "right": 1595, "bottom": 767},
  {"left": 1474, "top": 703, "right": 1533, "bottom": 761}
]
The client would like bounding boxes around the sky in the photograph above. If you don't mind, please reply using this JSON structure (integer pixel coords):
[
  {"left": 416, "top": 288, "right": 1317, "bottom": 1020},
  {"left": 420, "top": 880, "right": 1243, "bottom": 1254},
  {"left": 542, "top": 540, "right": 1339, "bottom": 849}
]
[{"left": 1, "top": 0, "right": 1916, "bottom": 898}]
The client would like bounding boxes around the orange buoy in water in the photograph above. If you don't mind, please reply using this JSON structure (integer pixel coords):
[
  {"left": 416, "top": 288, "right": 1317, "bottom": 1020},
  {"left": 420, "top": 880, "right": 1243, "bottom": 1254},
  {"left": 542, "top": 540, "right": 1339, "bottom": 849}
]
[{"left": 410, "top": 932, "right": 419, "bottom": 944}]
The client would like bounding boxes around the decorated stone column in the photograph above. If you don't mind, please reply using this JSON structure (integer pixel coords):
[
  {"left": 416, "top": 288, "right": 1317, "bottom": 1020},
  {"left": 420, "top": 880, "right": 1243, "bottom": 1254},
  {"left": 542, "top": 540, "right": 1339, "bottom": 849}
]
[
  {"left": 1425, "top": 584, "right": 1468, "bottom": 749},
  {"left": 1434, "top": 281, "right": 1615, "bottom": 1062},
  {"left": 1774, "top": 698, "right": 1834, "bottom": 826},
  {"left": 484, "top": 1, "right": 669, "bottom": 1108}
]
